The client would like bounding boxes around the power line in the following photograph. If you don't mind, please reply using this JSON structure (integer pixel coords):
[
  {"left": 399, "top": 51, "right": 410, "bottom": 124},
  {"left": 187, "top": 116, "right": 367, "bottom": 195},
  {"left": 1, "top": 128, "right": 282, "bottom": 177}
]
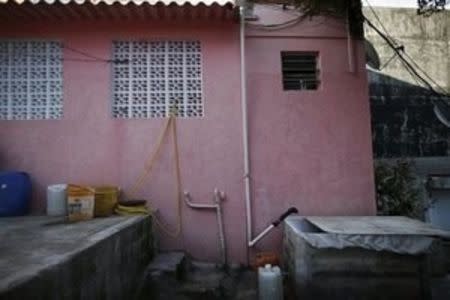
[
  {"left": 4, "top": 53, "right": 130, "bottom": 65},
  {"left": 364, "top": 0, "right": 449, "bottom": 96},
  {"left": 365, "top": 16, "right": 447, "bottom": 96},
  {"left": 402, "top": 51, "right": 449, "bottom": 95},
  {"left": 364, "top": 0, "right": 399, "bottom": 46},
  {"left": 63, "top": 45, "right": 109, "bottom": 62},
  {"left": 365, "top": 16, "right": 450, "bottom": 129},
  {"left": 379, "top": 52, "right": 397, "bottom": 70},
  {"left": 363, "top": 5, "right": 449, "bottom": 98}
]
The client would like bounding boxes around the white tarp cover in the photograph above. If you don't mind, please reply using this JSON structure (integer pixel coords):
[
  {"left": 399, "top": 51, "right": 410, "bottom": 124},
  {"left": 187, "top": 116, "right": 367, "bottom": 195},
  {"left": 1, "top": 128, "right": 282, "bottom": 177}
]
[
  {"left": 289, "top": 216, "right": 450, "bottom": 255},
  {"left": 307, "top": 216, "right": 450, "bottom": 237}
]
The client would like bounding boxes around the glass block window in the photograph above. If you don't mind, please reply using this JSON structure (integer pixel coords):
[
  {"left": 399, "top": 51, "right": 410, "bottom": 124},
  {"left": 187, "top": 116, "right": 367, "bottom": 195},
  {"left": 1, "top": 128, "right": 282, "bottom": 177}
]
[
  {"left": 0, "top": 40, "right": 63, "bottom": 120},
  {"left": 112, "top": 41, "right": 203, "bottom": 119}
]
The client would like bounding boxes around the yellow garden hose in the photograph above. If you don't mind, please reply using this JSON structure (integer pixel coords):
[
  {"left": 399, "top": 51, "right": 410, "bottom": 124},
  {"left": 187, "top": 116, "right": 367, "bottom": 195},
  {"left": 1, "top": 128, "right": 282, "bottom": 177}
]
[
  {"left": 128, "top": 116, "right": 172, "bottom": 196},
  {"left": 115, "top": 204, "right": 149, "bottom": 215},
  {"left": 126, "top": 114, "right": 183, "bottom": 239}
]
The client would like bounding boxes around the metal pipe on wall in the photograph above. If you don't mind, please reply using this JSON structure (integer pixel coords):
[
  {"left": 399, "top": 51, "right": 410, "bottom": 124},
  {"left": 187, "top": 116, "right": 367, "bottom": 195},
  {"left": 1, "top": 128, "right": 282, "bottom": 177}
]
[{"left": 184, "top": 189, "right": 227, "bottom": 266}]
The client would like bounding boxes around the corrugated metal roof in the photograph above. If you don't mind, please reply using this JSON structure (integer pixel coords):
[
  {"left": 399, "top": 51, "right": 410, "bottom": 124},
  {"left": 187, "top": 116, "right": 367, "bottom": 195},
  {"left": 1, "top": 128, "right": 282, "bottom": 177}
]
[{"left": 0, "top": 0, "right": 235, "bottom": 6}]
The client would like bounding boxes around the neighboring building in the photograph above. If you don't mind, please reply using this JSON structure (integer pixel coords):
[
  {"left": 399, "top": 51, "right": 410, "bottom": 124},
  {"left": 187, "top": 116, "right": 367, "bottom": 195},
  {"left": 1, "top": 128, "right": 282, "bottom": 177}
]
[
  {"left": 364, "top": 6, "right": 450, "bottom": 158},
  {"left": 364, "top": 6, "right": 450, "bottom": 230},
  {"left": 0, "top": 1, "right": 375, "bottom": 263}
]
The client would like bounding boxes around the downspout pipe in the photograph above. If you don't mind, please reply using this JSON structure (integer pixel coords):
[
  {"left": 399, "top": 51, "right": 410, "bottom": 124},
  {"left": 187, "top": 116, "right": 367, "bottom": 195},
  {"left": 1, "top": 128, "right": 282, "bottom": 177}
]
[
  {"left": 239, "top": 3, "right": 299, "bottom": 254},
  {"left": 346, "top": 4, "right": 356, "bottom": 74},
  {"left": 239, "top": 2, "right": 253, "bottom": 259}
]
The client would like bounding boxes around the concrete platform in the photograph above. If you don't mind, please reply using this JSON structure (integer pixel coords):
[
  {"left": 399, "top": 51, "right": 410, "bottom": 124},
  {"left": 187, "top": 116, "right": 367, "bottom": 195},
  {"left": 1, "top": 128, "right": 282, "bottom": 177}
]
[{"left": 0, "top": 215, "right": 153, "bottom": 300}]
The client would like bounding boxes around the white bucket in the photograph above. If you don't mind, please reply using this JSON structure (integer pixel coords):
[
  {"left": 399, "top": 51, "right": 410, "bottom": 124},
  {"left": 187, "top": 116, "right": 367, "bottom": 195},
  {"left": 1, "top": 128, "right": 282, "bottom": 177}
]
[{"left": 47, "top": 184, "right": 68, "bottom": 216}]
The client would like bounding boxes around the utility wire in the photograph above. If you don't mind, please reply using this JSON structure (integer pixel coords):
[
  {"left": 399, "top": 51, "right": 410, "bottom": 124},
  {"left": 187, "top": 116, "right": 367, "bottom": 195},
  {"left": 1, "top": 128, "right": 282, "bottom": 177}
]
[
  {"left": 63, "top": 45, "right": 130, "bottom": 64},
  {"left": 63, "top": 45, "right": 110, "bottom": 63},
  {"left": 245, "top": 3, "right": 341, "bottom": 31},
  {"left": 379, "top": 52, "right": 397, "bottom": 70},
  {"left": 7, "top": 52, "right": 130, "bottom": 64},
  {"left": 363, "top": 0, "right": 449, "bottom": 96},
  {"left": 402, "top": 51, "right": 449, "bottom": 95},
  {"left": 365, "top": 16, "right": 450, "bottom": 129},
  {"left": 365, "top": 16, "right": 447, "bottom": 96},
  {"left": 363, "top": 11, "right": 450, "bottom": 98},
  {"left": 246, "top": 17, "right": 303, "bottom": 30},
  {"left": 364, "top": 0, "right": 399, "bottom": 45}
]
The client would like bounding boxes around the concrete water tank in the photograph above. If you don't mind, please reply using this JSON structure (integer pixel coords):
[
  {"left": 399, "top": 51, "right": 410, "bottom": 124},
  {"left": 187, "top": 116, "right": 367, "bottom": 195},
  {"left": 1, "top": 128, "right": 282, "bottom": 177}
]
[{"left": 283, "top": 216, "right": 450, "bottom": 300}]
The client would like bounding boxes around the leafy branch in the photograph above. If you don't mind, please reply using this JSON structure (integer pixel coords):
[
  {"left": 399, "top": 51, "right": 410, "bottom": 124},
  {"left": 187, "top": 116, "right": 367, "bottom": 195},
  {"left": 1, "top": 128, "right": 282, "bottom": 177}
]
[{"left": 375, "top": 159, "right": 422, "bottom": 218}]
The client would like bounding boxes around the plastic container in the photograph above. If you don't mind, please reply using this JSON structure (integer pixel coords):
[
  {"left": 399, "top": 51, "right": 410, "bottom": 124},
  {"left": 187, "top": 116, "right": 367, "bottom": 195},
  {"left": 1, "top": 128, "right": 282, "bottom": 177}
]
[
  {"left": 94, "top": 186, "right": 119, "bottom": 217},
  {"left": 258, "top": 264, "right": 283, "bottom": 300},
  {"left": 47, "top": 184, "right": 67, "bottom": 216},
  {"left": 0, "top": 171, "right": 31, "bottom": 217},
  {"left": 67, "top": 184, "right": 95, "bottom": 222}
]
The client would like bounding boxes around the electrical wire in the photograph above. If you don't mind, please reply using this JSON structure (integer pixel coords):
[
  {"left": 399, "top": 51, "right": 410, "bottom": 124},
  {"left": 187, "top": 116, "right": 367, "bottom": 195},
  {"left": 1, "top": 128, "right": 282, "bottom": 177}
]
[
  {"left": 365, "top": 17, "right": 446, "bottom": 96},
  {"left": 244, "top": 3, "right": 343, "bottom": 31},
  {"left": 6, "top": 53, "right": 130, "bottom": 64},
  {"left": 364, "top": 16, "right": 450, "bottom": 129},
  {"left": 402, "top": 51, "right": 449, "bottom": 95},
  {"left": 363, "top": 0, "right": 450, "bottom": 97},
  {"left": 255, "top": 4, "right": 303, "bottom": 16},
  {"left": 364, "top": 0, "right": 442, "bottom": 87},
  {"left": 363, "top": 4, "right": 449, "bottom": 98},
  {"left": 364, "top": 0, "right": 399, "bottom": 45},
  {"left": 63, "top": 45, "right": 109, "bottom": 62},
  {"left": 379, "top": 52, "right": 397, "bottom": 70},
  {"left": 246, "top": 16, "right": 303, "bottom": 31}
]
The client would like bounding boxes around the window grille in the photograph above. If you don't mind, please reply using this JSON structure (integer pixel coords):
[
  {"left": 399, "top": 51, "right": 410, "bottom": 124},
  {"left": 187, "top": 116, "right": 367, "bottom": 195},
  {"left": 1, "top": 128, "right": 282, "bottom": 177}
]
[
  {"left": 281, "top": 52, "right": 319, "bottom": 91},
  {"left": 112, "top": 41, "right": 203, "bottom": 119},
  {"left": 0, "top": 40, "right": 63, "bottom": 120}
]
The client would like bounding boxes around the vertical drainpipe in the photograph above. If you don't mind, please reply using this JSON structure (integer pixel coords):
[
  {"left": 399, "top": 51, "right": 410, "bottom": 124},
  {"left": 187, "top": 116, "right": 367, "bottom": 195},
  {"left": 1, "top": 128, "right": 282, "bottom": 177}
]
[
  {"left": 347, "top": 5, "right": 356, "bottom": 74},
  {"left": 239, "top": 1, "right": 252, "bottom": 264},
  {"left": 346, "top": 4, "right": 356, "bottom": 74}
]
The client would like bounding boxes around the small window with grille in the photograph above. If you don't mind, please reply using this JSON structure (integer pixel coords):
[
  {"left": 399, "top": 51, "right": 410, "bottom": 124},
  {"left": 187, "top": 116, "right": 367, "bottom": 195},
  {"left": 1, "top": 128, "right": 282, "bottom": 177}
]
[
  {"left": 112, "top": 40, "right": 203, "bottom": 119},
  {"left": 281, "top": 52, "right": 319, "bottom": 91},
  {"left": 0, "top": 40, "right": 63, "bottom": 120}
]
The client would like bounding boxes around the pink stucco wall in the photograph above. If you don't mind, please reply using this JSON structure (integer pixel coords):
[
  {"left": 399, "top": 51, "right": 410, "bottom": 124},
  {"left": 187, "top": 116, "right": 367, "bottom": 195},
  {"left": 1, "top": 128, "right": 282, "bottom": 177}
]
[
  {"left": 0, "top": 6, "right": 375, "bottom": 264},
  {"left": 245, "top": 6, "right": 376, "bottom": 255}
]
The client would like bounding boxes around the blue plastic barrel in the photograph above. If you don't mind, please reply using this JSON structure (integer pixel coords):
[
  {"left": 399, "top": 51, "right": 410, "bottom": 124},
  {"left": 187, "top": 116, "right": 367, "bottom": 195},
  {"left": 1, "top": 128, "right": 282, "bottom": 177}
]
[{"left": 0, "top": 171, "right": 31, "bottom": 217}]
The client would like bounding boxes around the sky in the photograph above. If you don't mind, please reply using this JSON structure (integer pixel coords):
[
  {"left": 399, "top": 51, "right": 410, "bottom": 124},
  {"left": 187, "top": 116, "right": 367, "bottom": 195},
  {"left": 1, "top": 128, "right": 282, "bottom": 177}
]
[{"left": 366, "top": 0, "right": 449, "bottom": 8}]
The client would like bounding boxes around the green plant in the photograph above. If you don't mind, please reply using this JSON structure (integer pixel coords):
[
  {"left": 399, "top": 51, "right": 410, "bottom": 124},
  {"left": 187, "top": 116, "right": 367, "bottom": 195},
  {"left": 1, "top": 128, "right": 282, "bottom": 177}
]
[{"left": 375, "top": 159, "right": 421, "bottom": 218}]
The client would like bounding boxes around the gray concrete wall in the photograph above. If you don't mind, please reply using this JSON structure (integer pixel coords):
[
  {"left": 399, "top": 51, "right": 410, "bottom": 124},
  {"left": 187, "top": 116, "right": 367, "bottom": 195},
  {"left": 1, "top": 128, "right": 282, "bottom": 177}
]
[
  {"left": 364, "top": 7, "right": 450, "bottom": 93},
  {"left": 364, "top": 7, "right": 450, "bottom": 158},
  {"left": 0, "top": 216, "right": 153, "bottom": 300}
]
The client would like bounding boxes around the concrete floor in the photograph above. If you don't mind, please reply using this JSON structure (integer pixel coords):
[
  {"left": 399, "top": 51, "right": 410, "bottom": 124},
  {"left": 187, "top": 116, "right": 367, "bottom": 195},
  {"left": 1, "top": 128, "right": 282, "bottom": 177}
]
[{"left": 0, "top": 215, "right": 146, "bottom": 295}]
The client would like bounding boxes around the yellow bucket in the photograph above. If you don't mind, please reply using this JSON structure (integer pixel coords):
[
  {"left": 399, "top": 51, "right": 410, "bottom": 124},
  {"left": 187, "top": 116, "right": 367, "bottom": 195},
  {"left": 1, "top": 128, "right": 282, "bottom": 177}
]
[{"left": 94, "top": 186, "right": 119, "bottom": 217}]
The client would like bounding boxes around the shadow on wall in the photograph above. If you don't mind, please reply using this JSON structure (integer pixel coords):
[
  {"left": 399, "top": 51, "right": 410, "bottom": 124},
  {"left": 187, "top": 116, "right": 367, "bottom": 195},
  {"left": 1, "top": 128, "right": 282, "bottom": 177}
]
[{"left": 368, "top": 69, "right": 450, "bottom": 158}]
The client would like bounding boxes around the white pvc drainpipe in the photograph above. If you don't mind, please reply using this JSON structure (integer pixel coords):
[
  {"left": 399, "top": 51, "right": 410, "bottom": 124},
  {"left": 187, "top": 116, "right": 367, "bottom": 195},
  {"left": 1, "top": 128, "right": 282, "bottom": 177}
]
[
  {"left": 346, "top": 7, "right": 356, "bottom": 73},
  {"left": 239, "top": 4, "right": 299, "bottom": 257},
  {"left": 239, "top": 4, "right": 253, "bottom": 256}
]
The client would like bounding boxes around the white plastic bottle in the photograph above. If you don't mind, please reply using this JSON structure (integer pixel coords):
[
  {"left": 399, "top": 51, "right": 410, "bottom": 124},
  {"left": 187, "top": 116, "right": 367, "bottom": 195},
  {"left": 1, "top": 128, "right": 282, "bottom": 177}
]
[
  {"left": 47, "top": 184, "right": 68, "bottom": 216},
  {"left": 258, "top": 264, "right": 284, "bottom": 300}
]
